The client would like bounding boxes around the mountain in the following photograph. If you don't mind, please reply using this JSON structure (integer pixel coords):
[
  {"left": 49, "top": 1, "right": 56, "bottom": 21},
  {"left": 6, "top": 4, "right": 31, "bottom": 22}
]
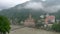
[
  {"left": 0, "top": 1, "right": 60, "bottom": 24},
  {"left": 0, "top": 1, "right": 45, "bottom": 24},
  {"left": 52, "top": 10, "right": 60, "bottom": 20}
]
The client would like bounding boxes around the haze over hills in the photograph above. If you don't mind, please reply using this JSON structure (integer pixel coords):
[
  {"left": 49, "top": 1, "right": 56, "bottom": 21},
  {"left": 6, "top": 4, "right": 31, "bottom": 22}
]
[
  {"left": 0, "top": 1, "right": 45, "bottom": 18},
  {"left": 0, "top": 0, "right": 60, "bottom": 24}
]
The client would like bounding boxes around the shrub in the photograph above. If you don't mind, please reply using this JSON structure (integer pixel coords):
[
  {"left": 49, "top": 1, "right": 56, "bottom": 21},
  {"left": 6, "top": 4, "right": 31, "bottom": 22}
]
[{"left": 52, "top": 23, "right": 60, "bottom": 32}]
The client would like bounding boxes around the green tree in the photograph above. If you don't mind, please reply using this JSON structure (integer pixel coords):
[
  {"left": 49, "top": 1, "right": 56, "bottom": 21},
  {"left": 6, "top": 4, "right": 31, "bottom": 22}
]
[
  {"left": 52, "top": 23, "right": 60, "bottom": 32},
  {"left": 0, "top": 16, "right": 11, "bottom": 34}
]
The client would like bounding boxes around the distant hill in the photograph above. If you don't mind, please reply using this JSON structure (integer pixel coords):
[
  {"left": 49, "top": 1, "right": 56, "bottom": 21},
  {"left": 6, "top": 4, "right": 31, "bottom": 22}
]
[
  {"left": 0, "top": 1, "right": 60, "bottom": 24},
  {"left": 0, "top": 1, "right": 45, "bottom": 20}
]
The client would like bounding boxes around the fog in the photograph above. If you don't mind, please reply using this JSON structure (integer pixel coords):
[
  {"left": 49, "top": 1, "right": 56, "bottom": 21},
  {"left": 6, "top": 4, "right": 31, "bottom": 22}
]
[{"left": 0, "top": 0, "right": 60, "bottom": 13}]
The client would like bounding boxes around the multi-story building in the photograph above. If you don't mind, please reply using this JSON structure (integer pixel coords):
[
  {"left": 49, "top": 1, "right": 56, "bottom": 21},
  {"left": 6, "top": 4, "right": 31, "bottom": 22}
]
[{"left": 45, "top": 15, "right": 55, "bottom": 24}]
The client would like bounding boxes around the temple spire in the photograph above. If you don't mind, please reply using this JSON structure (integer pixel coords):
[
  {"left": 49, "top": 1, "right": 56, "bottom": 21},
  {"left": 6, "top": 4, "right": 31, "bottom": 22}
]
[{"left": 29, "top": 14, "right": 32, "bottom": 19}]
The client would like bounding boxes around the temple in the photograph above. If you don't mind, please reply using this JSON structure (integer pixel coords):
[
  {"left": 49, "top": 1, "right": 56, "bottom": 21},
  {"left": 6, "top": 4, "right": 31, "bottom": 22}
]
[{"left": 24, "top": 14, "right": 35, "bottom": 27}]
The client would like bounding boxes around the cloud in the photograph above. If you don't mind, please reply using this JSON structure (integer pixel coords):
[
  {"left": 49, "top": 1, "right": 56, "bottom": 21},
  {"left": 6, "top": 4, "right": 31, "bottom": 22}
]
[
  {"left": 24, "top": 0, "right": 60, "bottom": 13},
  {"left": 0, "top": 0, "right": 60, "bottom": 13},
  {"left": 44, "top": 5, "right": 60, "bottom": 13},
  {"left": 24, "top": 2, "right": 44, "bottom": 10},
  {"left": 0, "top": 9, "right": 2, "bottom": 11},
  {"left": 0, "top": 0, "right": 30, "bottom": 9},
  {"left": 42, "top": 0, "right": 46, "bottom": 1},
  {"left": 30, "top": 0, "right": 46, "bottom": 2}
]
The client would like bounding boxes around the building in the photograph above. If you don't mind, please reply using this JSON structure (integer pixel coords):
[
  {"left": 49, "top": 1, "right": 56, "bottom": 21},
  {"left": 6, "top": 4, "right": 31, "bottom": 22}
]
[
  {"left": 24, "top": 14, "right": 35, "bottom": 27},
  {"left": 44, "top": 14, "right": 55, "bottom": 29},
  {"left": 45, "top": 15, "right": 55, "bottom": 24}
]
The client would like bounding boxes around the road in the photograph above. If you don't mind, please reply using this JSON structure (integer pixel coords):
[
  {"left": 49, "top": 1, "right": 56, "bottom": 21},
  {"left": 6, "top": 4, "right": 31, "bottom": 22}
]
[{"left": 9, "top": 27, "right": 60, "bottom": 34}]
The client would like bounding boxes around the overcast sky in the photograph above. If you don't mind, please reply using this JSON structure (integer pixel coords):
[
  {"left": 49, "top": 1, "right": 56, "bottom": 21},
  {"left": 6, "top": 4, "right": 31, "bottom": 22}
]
[
  {"left": 0, "top": 0, "right": 47, "bottom": 10},
  {"left": 0, "top": 0, "right": 60, "bottom": 13},
  {"left": 0, "top": 0, "right": 30, "bottom": 10}
]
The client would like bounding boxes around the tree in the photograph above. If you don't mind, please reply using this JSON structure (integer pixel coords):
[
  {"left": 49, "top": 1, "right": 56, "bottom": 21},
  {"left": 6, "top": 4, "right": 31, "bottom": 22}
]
[
  {"left": 52, "top": 23, "right": 60, "bottom": 32},
  {"left": 0, "top": 16, "right": 11, "bottom": 34}
]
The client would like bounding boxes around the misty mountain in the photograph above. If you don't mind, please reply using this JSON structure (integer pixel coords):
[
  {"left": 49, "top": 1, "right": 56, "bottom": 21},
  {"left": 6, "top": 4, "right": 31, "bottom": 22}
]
[
  {"left": 0, "top": 1, "right": 60, "bottom": 22},
  {"left": 0, "top": 1, "right": 46, "bottom": 23}
]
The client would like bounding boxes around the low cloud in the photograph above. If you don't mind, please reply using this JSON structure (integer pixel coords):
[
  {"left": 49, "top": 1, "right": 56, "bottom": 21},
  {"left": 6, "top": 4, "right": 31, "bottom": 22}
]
[
  {"left": 24, "top": 2, "right": 44, "bottom": 10},
  {"left": 0, "top": 9, "right": 2, "bottom": 11},
  {"left": 24, "top": 0, "right": 60, "bottom": 13},
  {"left": 0, "top": 0, "right": 60, "bottom": 13},
  {"left": 44, "top": 5, "right": 60, "bottom": 13}
]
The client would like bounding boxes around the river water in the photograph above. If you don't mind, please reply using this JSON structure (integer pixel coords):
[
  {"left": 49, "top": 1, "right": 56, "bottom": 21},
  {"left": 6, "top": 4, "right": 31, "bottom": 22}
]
[{"left": 8, "top": 25, "right": 60, "bottom": 34}]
